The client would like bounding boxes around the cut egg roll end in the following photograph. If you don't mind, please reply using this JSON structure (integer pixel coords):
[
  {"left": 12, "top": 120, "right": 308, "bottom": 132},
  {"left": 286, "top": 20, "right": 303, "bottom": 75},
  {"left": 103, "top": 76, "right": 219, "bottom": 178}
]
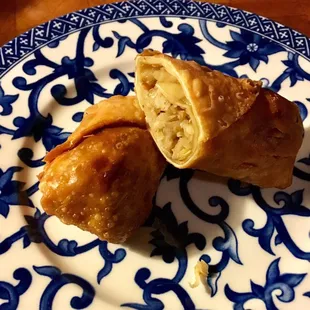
[{"left": 135, "top": 50, "right": 303, "bottom": 188}]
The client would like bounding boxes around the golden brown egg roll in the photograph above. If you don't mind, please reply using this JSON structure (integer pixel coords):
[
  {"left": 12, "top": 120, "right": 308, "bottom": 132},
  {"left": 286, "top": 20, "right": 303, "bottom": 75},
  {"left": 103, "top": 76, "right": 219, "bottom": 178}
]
[
  {"left": 135, "top": 51, "right": 303, "bottom": 188},
  {"left": 39, "top": 96, "right": 166, "bottom": 243}
]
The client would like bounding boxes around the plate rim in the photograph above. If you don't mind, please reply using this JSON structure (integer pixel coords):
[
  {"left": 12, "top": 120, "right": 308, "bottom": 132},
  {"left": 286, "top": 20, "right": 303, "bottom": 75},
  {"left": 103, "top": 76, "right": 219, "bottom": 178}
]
[
  {"left": 0, "top": 1, "right": 310, "bottom": 309},
  {"left": 0, "top": 0, "right": 310, "bottom": 78}
]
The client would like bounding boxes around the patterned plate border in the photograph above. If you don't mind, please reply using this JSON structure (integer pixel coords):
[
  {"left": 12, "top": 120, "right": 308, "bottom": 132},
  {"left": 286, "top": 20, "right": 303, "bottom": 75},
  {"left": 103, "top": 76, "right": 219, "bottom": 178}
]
[{"left": 0, "top": 0, "right": 310, "bottom": 77}]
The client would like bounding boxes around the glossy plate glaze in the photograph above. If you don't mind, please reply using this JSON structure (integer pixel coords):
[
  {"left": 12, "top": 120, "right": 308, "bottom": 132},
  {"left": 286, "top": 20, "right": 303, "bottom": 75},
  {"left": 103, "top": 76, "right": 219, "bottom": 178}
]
[{"left": 0, "top": 1, "right": 310, "bottom": 309}]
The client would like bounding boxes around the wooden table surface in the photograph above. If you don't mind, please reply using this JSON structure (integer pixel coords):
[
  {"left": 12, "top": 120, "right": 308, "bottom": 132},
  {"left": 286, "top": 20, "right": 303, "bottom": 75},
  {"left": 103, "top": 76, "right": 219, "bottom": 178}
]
[{"left": 0, "top": 0, "right": 309, "bottom": 46}]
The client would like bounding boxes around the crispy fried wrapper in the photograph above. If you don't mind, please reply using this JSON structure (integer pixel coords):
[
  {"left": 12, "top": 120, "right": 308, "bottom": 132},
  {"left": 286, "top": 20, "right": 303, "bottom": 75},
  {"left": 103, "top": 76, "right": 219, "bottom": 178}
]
[
  {"left": 39, "top": 96, "right": 166, "bottom": 243},
  {"left": 135, "top": 51, "right": 303, "bottom": 188}
]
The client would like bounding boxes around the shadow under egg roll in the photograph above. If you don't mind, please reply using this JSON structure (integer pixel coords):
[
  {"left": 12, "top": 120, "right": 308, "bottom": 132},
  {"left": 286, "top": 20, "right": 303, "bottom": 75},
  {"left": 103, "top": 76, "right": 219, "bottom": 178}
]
[
  {"left": 38, "top": 96, "right": 166, "bottom": 243},
  {"left": 135, "top": 50, "right": 303, "bottom": 189}
]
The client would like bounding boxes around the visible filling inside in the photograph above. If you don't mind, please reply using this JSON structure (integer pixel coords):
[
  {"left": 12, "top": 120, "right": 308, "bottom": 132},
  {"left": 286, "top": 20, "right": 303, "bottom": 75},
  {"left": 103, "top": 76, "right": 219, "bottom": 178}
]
[{"left": 140, "top": 65, "right": 195, "bottom": 162}]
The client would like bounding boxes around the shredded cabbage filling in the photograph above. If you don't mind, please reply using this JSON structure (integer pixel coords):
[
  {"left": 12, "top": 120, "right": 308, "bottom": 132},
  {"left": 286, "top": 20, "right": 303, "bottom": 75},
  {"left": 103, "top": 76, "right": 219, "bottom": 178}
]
[{"left": 141, "top": 66, "right": 194, "bottom": 162}]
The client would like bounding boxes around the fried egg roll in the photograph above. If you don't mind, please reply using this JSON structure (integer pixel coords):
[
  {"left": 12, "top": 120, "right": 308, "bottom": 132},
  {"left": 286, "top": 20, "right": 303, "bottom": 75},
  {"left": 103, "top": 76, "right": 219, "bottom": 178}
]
[
  {"left": 39, "top": 96, "right": 166, "bottom": 243},
  {"left": 135, "top": 51, "right": 303, "bottom": 188}
]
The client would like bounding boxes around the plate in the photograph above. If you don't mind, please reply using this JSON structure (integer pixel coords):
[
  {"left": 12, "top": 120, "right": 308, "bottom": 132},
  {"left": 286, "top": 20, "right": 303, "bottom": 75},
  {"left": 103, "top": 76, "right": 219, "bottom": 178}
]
[{"left": 0, "top": 0, "right": 310, "bottom": 309}]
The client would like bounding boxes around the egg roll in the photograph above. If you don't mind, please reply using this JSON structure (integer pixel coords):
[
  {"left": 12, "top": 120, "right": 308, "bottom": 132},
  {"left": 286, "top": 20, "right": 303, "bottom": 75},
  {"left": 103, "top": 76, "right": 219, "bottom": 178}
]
[
  {"left": 135, "top": 51, "right": 303, "bottom": 188},
  {"left": 39, "top": 96, "right": 166, "bottom": 243}
]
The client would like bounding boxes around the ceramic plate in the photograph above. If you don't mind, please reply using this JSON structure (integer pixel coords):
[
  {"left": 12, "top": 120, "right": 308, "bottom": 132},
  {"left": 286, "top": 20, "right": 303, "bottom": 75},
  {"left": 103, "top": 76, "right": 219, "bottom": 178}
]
[{"left": 0, "top": 0, "right": 310, "bottom": 309}]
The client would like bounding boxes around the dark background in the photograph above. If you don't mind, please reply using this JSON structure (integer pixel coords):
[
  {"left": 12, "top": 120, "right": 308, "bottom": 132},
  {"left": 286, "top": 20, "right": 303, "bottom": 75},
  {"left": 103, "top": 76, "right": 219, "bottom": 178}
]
[{"left": 0, "top": 0, "right": 309, "bottom": 46}]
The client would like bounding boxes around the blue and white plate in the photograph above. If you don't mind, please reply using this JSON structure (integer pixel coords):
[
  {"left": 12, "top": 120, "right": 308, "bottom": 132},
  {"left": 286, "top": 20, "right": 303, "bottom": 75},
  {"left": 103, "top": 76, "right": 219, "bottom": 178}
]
[{"left": 0, "top": 0, "right": 310, "bottom": 309}]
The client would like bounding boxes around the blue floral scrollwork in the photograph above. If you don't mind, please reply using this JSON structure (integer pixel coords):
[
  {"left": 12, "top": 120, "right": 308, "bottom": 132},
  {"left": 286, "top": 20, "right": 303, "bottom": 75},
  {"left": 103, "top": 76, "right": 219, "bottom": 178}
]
[
  {"left": 0, "top": 82, "right": 19, "bottom": 116},
  {"left": 293, "top": 154, "right": 310, "bottom": 181},
  {"left": 47, "top": 35, "right": 68, "bottom": 49},
  {"left": 0, "top": 166, "right": 33, "bottom": 218},
  {"left": 97, "top": 242, "right": 126, "bottom": 284},
  {"left": 0, "top": 124, "right": 15, "bottom": 136},
  {"left": 110, "top": 69, "right": 134, "bottom": 96},
  {"left": 8, "top": 26, "right": 132, "bottom": 153},
  {"left": 72, "top": 112, "right": 84, "bottom": 123},
  {"left": 13, "top": 113, "right": 70, "bottom": 152},
  {"left": 0, "top": 206, "right": 126, "bottom": 284},
  {"left": 223, "top": 28, "right": 283, "bottom": 71},
  {"left": 0, "top": 268, "right": 32, "bottom": 310},
  {"left": 113, "top": 18, "right": 206, "bottom": 65},
  {"left": 0, "top": 208, "right": 96, "bottom": 255},
  {"left": 178, "top": 168, "right": 242, "bottom": 296},
  {"left": 179, "top": 169, "right": 229, "bottom": 224},
  {"left": 17, "top": 148, "right": 45, "bottom": 168},
  {"left": 92, "top": 25, "right": 114, "bottom": 52},
  {"left": 225, "top": 258, "right": 307, "bottom": 310},
  {"left": 122, "top": 202, "right": 206, "bottom": 309},
  {"left": 199, "top": 20, "right": 283, "bottom": 76},
  {"left": 200, "top": 221, "right": 242, "bottom": 297},
  {"left": 34, "top": 265, "right": 95, "bottom": 310},
  {"left": 271, "top": 53, "right": 310, "bottom": 92},
  {"left": 228, "top": 179, "right": 310, "bottom": 260},
  {"left": 304, "top": 291, "right": 310, "bottom": 298},
  {"left": 159, "top": 17, "right": 173, "bottom": 28},
  {"left": 0, "top": 82, "right": 20, "bottom": 137},
  {"left": 147, "top": 203, "right": 206, "bottom": 265},
  {"left": 294, "top": 100, "right": 308, "bottom": 122}
]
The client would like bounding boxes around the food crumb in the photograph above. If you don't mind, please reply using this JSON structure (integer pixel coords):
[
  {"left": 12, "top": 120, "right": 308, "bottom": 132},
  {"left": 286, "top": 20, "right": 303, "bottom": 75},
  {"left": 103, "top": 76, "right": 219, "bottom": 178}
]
[{"left": 189, "top": 260, "right": 209, "bottom": 289}]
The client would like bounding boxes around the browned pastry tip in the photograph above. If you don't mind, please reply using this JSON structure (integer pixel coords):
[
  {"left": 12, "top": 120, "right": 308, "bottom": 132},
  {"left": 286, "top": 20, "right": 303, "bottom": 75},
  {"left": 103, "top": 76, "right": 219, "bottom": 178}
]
[{"left": 44, "top": 95, "right": 145, "bottom": 162}]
